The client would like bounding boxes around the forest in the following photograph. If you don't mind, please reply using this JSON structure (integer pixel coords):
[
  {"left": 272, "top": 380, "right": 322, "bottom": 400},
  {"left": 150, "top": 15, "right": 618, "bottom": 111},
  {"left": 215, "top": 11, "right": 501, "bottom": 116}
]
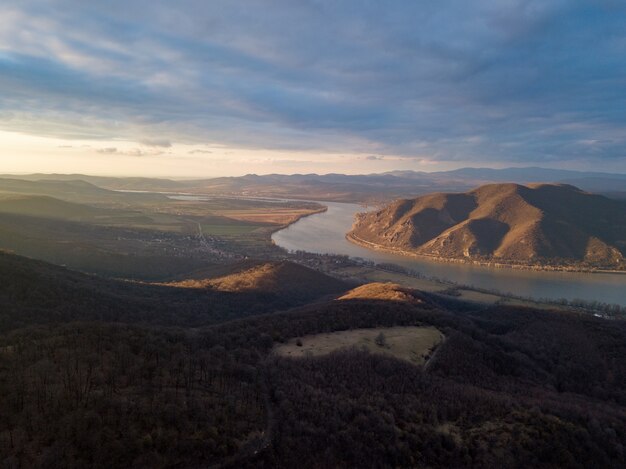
[{"left": 1, "top": 255, "right": 626, "bottom": 468}]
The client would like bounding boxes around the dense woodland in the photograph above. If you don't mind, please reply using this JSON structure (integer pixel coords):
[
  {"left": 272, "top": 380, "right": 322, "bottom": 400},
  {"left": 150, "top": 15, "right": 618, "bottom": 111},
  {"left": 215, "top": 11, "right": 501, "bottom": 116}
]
[
  {"left": 0, "top": 252, "right": 348, "bottom": 333},
  {"left": 2, "top": 249, "right": 626, "bottom": 469},
  {"left": 0, "top": 220, "right": 624, "bottom": 469}
]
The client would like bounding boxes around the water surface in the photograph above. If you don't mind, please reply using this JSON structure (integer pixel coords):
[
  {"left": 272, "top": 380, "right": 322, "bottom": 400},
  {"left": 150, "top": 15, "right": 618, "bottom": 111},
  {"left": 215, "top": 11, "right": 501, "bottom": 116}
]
[{"left": 272, "top": 202, "right": 626, "bottom": 305}]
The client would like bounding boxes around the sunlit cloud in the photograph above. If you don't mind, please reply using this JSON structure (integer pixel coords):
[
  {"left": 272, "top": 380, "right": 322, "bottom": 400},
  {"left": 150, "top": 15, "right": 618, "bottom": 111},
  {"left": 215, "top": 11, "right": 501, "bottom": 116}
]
[
  {"left": 0, "top": 0, "right": 624, "bottom": 174},
  {"left": 140, "top": 139, "right": 172, "bottom": 148}
]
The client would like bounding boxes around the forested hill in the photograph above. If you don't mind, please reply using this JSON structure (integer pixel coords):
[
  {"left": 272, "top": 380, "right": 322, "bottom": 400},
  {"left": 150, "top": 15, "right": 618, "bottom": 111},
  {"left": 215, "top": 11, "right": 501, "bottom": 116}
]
[
  {"left": 2, "top": 250, "right": 626, "bottom": 468},
  {"left": 2, "top": 279, "right": 626, "bottom": 467},
  {"left": 0, "top": 251, "right": 348, "bottom": 332}
]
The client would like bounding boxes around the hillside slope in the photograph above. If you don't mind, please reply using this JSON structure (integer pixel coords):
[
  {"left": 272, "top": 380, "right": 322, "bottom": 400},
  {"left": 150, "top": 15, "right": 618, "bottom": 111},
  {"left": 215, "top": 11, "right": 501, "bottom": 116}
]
[
  {"left": 2, "top": 263, "right": 626, "bottom": 467},
  {"left": 164, "top": 260, "right": 348, "bottom": 302},
  {"left": 0, "top": 195, "right": 110, "bottom": 220},
  {"left": 349, "top": 183, "right": 626, "bottom": 269},
  {"left": 0, "top": 252, "right": 348, "bottom": 332}
]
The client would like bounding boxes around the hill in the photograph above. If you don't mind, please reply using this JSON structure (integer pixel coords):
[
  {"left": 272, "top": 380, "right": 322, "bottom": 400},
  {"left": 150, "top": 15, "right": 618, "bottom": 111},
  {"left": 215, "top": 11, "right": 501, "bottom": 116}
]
[
  {"left": 349, "top": 183, "right": 626, "bottom": 270},
  {"left": 338, "top": 282, "right": 427, "bottom": 303},
  {"left": 169, "top": 260, "right": 344, "bottom": 291},
  {"left": 0, "top": 177, "right": 167, "bottom": 204},
  {"left": 0, "top": 194, "right": 109, "bottom": 220},
  {"left": 4, "top": 168, "right": 625, "bottom": 203},
  {"left": 3, "top": 279, "right": 626, "bottom": 467},
  {"left": 0, "top": 251, "right": 349, "bottom": 332}
]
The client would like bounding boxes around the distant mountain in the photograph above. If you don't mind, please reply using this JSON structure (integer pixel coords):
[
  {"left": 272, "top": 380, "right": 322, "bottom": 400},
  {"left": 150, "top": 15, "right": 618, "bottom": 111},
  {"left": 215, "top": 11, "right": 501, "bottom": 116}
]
[
  {"left": 0, "top": 173, "right": 189, "bottom": 191},
  {"left": 349, "top": 183, "right": 626, "bottom": 270},
  {"left": 428, "top": 166, "right": 626, "bottom": 182},
  {"left": 0, "top": 177, "right": 168, "bottom": 203},
  {"left": 0, "top": 195, "right": 109, "bottom": 220},
  {"left": 384, "top": 167, "right": 626, "bottom": 198},
  {"left": 3, "top": 167, "right": 625, "bottom": 202},
  {"left": 383, "top": 166, "right": 626, "bottom": 182}
]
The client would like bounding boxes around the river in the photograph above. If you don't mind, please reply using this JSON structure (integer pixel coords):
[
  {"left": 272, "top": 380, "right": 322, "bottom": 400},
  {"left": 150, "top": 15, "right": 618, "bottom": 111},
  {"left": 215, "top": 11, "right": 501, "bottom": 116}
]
[{"left": 272, "top": 201, "right": 626, "bottom": 306}]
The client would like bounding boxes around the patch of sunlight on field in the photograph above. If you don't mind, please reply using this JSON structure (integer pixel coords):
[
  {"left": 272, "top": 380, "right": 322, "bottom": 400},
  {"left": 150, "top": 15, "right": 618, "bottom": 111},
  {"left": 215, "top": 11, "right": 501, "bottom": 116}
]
[{"left": 274, "top": 326, "right": 443, "bottom": 365}]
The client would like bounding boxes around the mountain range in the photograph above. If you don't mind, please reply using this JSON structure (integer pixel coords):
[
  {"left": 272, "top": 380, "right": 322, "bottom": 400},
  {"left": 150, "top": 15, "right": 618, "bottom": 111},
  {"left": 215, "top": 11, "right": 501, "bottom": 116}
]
[{"left": 2, "top": 166, "right": 625, "bottom": 202}]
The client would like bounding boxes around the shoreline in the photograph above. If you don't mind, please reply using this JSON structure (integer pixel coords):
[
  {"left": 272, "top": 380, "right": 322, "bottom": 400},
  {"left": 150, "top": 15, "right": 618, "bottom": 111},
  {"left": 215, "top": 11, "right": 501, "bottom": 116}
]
[
  {"left": 346, "top": 232, "right": 626, "bottom": 275},
  {"left": 267, "top": 205, "right": 328, "bottom": 236}
]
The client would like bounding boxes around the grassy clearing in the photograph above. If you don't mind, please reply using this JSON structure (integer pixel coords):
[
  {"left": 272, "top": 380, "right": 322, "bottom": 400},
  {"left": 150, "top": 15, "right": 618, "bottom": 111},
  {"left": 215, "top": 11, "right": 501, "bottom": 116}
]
[{"left": 274, "top": 326, "right": 443, "bottom": 365}]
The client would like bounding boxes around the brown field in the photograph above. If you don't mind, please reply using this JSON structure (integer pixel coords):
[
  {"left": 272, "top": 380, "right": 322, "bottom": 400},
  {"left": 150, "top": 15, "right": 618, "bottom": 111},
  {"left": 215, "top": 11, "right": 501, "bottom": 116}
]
[
  {"left": 217, "top": 208, "right": 324, "bottom": 225},
  {"left": 274, "top": 326, "right": 444, "bottom": 365}
]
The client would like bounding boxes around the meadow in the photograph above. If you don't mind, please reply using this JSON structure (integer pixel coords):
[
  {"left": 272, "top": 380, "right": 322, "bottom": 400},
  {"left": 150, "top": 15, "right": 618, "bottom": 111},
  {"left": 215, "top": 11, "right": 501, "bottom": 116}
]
[{"left": 274, "top": 325, "right": 443, "bottom": 365}]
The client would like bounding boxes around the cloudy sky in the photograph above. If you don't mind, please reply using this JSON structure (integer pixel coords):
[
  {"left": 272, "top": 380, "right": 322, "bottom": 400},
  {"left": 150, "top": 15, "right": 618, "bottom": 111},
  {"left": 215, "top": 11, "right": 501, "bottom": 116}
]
[{"left": 1, "top": 0, "right": 625, "bottom": 176}]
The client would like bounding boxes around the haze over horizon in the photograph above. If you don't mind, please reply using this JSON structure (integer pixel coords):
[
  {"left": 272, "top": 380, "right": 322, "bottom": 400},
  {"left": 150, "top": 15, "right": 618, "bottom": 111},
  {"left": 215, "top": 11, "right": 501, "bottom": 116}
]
[{"left": 1, "top": 1, "right": 625, "bottom": 176}]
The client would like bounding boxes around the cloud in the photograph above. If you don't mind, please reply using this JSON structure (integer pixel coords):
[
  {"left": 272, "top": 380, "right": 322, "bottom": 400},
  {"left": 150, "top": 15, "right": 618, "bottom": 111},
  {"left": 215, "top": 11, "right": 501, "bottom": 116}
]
[
  {"left": 96, "top": 147, "right": 117, "bottom": 154},
  {"left": 140, "top": 138, "right": 172, "bottom": 148},
  {"left": 0, "top": 1, "right": 624, "bottom": 169},
  {"left": 95, "top": 146, "right": 165, "bottom": 156},
  {"left": 188, "top": 149, "right": 213, "bottom": 154}
]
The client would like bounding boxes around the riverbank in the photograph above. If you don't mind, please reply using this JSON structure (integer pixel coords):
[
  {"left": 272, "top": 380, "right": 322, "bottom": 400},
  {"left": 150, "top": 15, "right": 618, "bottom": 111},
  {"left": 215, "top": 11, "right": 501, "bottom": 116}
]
[
  {"left": 272, "top": 201, "right": 626, "bottom": 306},
  {"left": 267, "top": 205, "right": 327, "bottom": 235},
  {"left": 346, "top": 232, "right": 626, "bottom": 275},
  {"left": 306, "top": 256, "right": 622, "bottom": 316}
]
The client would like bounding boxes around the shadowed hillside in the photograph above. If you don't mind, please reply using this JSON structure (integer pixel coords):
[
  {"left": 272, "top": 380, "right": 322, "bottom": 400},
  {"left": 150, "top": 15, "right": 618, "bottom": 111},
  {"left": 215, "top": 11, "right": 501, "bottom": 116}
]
[
  {"left": 0, "top": 195, "right": 113, "bottom": 220},
  {"left": 0, "top": 252, "right": 349, "bottom": 332},
  {"left": 349, "top": 183, "right": 626, "bottom": 269},
  {"left": 0, "top": 177, "right": 167, "bottom": 204},
  {"left": 2, "top": 263, "right": 626, "bottom": 467}
]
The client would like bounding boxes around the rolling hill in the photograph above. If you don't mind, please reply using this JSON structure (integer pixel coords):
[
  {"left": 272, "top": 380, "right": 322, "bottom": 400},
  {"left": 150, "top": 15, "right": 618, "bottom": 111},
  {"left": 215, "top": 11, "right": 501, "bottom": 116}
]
[
  {"left": 0, "top": 194, "right": 110, "bottom": 220},
  {"left": 2, "top": 251, "right": 626, "bottom": 467},
  {"left": 0, "top": 251, "right": 349, "bottom": 332},
  {"left": 0, "top": 177, "right": 168, "bottom": 204},
  {"left": 167, "top": 260, "right": 347, "bottom": 298},
  {"left": 3, "top": 167, "right": 625, "bottom": 203},
  {"left": 338, "top": 282, "right": 427, "bottom": 303},
  {"left": 348, "top": 183, "right": 626, "bottom": 270}
]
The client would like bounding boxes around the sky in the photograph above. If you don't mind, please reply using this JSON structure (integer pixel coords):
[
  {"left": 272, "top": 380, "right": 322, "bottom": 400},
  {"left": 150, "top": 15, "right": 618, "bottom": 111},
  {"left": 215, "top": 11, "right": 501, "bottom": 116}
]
[{"left": 0, "top": 0, "right": 625, "bottom": 177}]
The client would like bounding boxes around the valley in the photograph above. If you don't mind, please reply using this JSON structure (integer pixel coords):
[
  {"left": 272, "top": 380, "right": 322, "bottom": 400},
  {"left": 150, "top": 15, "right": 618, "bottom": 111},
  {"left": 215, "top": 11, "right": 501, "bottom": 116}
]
[
  {"left": 0, "top": 173, "right": 625, "bottom": 468},
  {"left": 273, "top": 200, "right": 626, "bottom": 308},
  {"left": 4, "top": 4, "right": 626, "bottom": 467}
]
